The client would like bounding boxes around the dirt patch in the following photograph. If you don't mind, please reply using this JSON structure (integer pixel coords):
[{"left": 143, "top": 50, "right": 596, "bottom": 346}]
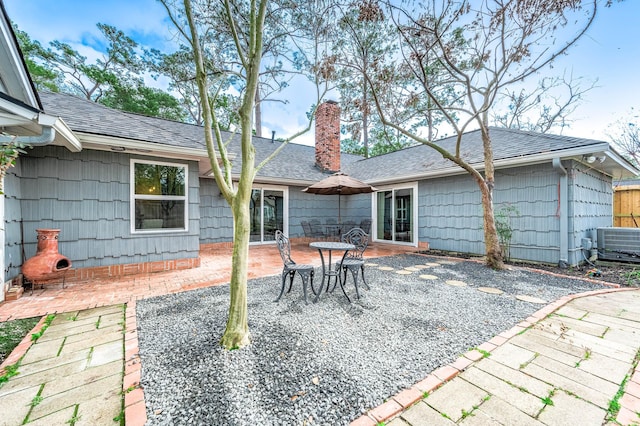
[
  {"left": 0, "top": 316, "right": 40, "bottom": 365},
  {"left": 421, "top": 249, "right": 640, "bottom": 288}
]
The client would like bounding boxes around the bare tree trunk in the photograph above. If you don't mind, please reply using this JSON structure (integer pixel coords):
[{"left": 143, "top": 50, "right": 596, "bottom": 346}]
[
  {"left": 479, "top": 180, "right": 503, "bottom": 269},
  {"left": 220, "top": 183, "right": 252, "bottom": 349},
  {"left": 479, "top": 125, "right": 504, "bottom": 269}
]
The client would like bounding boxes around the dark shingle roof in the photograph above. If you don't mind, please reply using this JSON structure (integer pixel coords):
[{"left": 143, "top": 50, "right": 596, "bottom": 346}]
[
  {"left": 39, "top": 91, "right": 361, "bottom": 183},
  {"left": 344, "top": 128, "right": 607, "bottom": 182},
  {"left": 40, "top": 91, "right": 630, "bottom": 184}
]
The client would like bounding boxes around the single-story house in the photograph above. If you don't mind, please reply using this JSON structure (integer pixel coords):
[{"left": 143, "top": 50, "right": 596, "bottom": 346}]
[{"left": 1, "top": 2, "right": 638, "bottom": 300}]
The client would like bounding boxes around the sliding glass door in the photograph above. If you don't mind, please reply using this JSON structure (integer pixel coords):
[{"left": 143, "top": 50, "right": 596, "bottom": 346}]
[
  {"left": 374, "top": 185, "right": 416, "bottom": 244},
  {"left": 250, "top": 186, "right": 287, "bottom": 243}
]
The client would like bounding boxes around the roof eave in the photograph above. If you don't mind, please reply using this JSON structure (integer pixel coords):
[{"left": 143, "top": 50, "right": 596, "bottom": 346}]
[{"left": 369, "top": 143, "right": 639, "bottom": 186}]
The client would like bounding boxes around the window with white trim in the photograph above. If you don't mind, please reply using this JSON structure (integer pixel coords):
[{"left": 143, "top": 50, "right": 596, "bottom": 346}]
[{"left": 131, "top": 159, "right": 188, "bottom": 232}]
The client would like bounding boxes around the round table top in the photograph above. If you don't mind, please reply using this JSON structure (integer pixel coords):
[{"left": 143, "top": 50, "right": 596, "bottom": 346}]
[{"left": 309, "top": 241, "right": 355, "bottom": 250}]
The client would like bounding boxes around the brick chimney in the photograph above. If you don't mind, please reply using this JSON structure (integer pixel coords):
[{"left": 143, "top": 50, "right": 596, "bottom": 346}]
[{"left": 315, "top": 100, "right": 341, "bottom": 172}]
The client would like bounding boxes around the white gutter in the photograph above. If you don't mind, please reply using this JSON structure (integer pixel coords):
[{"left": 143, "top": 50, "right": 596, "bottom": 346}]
[
  {"left": 552, "top": 158, "right": 569, "bottom": 267},
  {"left": 0, "top": 125, "right": 54, "bottom": 145}
]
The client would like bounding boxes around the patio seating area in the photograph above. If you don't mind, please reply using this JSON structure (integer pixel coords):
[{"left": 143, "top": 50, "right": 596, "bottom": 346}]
[
  {"left": 301, "top": 218, "right": 372, "bottom": 241},
  {"left": 0, "top": 241, "right": 415, "bottom": 321}
]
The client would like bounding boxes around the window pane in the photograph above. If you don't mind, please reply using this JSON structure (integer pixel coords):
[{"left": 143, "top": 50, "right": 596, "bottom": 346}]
[
  {"left": 250, "top": 189, "right": 262, "bottom": 242},
  {"left": 394, "top": 188, "right": 413, "bottom": 242},
  {"left": 263, "top": 190, "right": 284, "bottom": 242},
  {"left": 377, "top": 191, "right": 392, "bottom": 241},
  {"left": 134, "top": 163, "right": 185, "bottom": 196},
  {"left": 134, "top": 199, "right": 185, "bottom": 230}
]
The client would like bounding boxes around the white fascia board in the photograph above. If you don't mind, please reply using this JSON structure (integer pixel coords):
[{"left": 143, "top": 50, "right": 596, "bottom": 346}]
[
  {"left": 605, "top": 148, "right": 640, "bottom": 177},
  {"left": 50, "top": 117, "right": 82, "bottom": 152},
  {"left": 78, "top": 132, "right": 221, "bottom": 161}
]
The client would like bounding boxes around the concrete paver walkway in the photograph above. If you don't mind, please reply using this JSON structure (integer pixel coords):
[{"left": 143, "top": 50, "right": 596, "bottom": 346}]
[
  {"left": 352, "top": 289, "right": 640, "bottom": 426},
  {"left": 0, "top": 305, "right": 126, "bottom": 425},
  {"left": 1, "top": 245, "right": 640, "bottom": 425}
]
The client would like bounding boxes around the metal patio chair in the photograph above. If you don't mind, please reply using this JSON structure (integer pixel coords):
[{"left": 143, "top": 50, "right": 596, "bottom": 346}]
[
  {"left": 337, "top": 227, "right": 370, "bottom": 300},
  {"left": 275, "top": 230, "right": 315, "bottom": 304}
]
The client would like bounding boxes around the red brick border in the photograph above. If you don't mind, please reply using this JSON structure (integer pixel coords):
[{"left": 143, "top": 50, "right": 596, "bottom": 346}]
[{"left": 123, "top": 300, "right": 147, "bottom": 426}]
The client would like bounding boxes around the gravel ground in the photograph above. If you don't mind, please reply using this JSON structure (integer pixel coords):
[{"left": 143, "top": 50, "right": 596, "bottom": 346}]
[{"left": 137, "top": 253, "right": 606, "bottom": 426}]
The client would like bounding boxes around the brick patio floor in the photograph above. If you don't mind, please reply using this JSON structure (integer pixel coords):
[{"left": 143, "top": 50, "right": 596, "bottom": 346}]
[{"left": 0, "top": 241, "right": 416, "bottom": 321}]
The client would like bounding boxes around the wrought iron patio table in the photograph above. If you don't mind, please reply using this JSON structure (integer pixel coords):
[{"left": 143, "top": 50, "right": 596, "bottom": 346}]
[{"left": 310, "top": 241, "right": 355, "bottom": 302}]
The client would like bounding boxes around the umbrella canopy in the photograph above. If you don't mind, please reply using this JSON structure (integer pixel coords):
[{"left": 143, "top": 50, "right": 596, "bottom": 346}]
[
  {"left": 302, "top": 172, "right": 378, "bottom": 195},
  {"left": 302, "top": 172, "right": 378, "bottom": 222}
]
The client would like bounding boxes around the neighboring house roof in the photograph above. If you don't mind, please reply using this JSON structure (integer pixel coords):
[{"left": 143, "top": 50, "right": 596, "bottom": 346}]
[{"left": 345, "top": 127, "right": 639, "bottom": 184}]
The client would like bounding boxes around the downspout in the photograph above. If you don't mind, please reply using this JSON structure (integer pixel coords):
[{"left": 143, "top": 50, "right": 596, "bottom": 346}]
[
  {"left": 552, "top": 158, "right": 569, "bottom": 268},
  {"left": 0, "top": 125, "right": 55, "bottom": 144}
]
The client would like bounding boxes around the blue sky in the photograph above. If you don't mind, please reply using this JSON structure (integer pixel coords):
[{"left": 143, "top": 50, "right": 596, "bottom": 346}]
[{"left": 5, "top": 0, "right": 640, "bottom": 146}]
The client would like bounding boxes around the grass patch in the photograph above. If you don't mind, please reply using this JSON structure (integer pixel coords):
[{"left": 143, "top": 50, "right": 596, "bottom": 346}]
[
  {"left": 0, "top": 363, "right": 19, "bottom": 387},
  {"left": 478, "top": 349, "right": 492, "bottom": 358},
  {"left": 0, "top": 316, "right": 40, "bottom": 364},
  {"left": 607, "top": 374, "right": 628, "bottom": 419}
]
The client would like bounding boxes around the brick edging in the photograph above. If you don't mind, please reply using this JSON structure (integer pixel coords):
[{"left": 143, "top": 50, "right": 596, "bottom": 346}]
[
  {"left": 0, "top": 314, "right": 49, "bottom": 375},
  {"left": 349, "top": 287, "right": 635, "bottom": 425},
  {"left": 123, "top": 300, "right": 147, "bottom": 426}
]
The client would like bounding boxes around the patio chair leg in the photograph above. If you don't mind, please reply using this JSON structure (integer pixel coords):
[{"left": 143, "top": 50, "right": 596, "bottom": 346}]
[
  {"left": 275, "top": 271, "right": 288, "bottom": 302},
  {"left": 345, "top": 268, "right": 360, "bottom": 300},
  {"left": 287, "top": 271, "right": 295, "bottom": 293},
  {"left": 298, "top": 269, "right": 314, "bottom": 305},
  {"left": 338, "top": 267, "right": 351, "bottom": 303},
  {"left": 360, "top": 265, "right": 370, "bottom": 290}
]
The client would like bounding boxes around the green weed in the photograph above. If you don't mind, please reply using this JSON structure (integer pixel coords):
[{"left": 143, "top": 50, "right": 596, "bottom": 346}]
[{"left": 31, "top": 314, "right": 55, "bottom": 342}]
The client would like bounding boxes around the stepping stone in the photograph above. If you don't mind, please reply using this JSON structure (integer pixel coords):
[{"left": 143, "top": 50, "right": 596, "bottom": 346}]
[
  {"left": 478, "top": 287, "right": 504, "bottom": 295},
  {"left": 437, "top": 260, "right": 458, "bottom": 265},
  {"left": 419, "top": 274, "right": 438, "bottom": 280},
  {"left": 396, "top": 270, "right": 412, "bottom": 275},
  {"left": 365, "top": 262, "right": 378, "bottom": 267},
  {"left": 404, "top": 267, "right": 421, "bottom": 272},
  {"left": 424, "top": 262, "right": 440, "bottom": 267},
  {"left": 378, "top": 266, "right": 394, "bottom": 271},
  {"left": 445, "top": 280, "right": 467, "bottom": 287},
  {"left": 516, "top": 295, "right": 547, "bottom": 304},
  {"left": 412, "top": 265, "right": 430, "bottom": 269}
]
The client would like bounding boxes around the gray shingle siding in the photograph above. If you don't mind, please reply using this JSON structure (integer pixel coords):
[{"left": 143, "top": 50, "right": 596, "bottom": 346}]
[
  {"left": 493, "top": 163, "right": 562, "bottom": 264},
  {"left": 9, "top": 146, "right": 200, "bottom": 270},
  {"left": 418, "top": 176, "right": 484, "bottom": 254},
  {"left": 198, "top": 178, "right": 233, "bottom": 243},
  {"left": 568, "top": 163, "right": 613, "bottom": 265},
  {"left": 416, "top": 161, "right": 616, "bottom": 265}
]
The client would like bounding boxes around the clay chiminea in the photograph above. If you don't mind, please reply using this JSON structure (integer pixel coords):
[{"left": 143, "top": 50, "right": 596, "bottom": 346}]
[{"left": 22, "top": 229, "right": 72, "bottom": 283}]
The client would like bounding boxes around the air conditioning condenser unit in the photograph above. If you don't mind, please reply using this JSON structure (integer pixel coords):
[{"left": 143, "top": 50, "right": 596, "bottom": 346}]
[{"left": 597, "top": 227, "right": 640, "bottom": 263}]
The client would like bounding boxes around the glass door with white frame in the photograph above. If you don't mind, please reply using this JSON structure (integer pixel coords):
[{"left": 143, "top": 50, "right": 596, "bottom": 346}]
[
  {"left": 250, "top": 188, "right": 286, "bottom": 243},
  {"left": 375, "top": 187, "right": 414, "bottom": 243}
]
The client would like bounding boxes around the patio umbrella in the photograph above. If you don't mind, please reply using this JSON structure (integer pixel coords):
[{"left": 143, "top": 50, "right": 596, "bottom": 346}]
[{"left": 302, "top": 172, "right": 378, "bottom": 223}]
